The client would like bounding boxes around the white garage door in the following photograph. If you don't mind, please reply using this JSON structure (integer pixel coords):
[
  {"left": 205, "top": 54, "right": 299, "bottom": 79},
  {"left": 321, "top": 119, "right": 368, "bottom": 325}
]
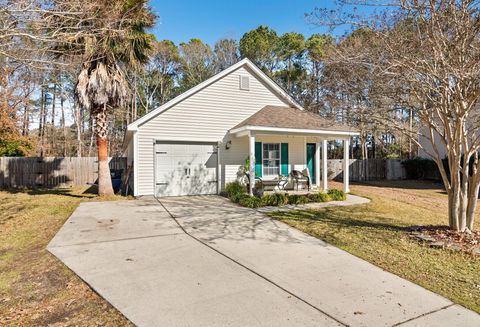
[{"left": 155, "top": 142, "right": 218, "bottom": 197}]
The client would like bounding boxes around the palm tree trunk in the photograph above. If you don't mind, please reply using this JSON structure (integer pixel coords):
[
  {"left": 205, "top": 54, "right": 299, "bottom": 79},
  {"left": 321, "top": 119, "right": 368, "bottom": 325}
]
[
  {"left": 88, "top": 116, "right": 94, "bottom": 156},
  {"left": 95, "top": 107, "right": 114, "bottom": 195}
]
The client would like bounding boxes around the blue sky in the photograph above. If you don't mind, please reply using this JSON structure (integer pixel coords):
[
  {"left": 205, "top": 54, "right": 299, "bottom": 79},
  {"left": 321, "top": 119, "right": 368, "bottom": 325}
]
[{"left": 150, "top": 0, "right": 350, "bottom": 46}]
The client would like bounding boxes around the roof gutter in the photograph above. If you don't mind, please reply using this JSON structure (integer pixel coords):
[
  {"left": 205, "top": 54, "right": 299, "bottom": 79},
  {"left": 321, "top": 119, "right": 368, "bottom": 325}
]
[{"left": 229, "top": 125, "right": 360, "bottom": 137}]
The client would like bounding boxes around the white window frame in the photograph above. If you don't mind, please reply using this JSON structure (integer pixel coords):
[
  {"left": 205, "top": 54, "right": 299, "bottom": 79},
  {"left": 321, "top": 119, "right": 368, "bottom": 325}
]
[{"left": 262, "top": 143, "right": 281, "bottom": 177}]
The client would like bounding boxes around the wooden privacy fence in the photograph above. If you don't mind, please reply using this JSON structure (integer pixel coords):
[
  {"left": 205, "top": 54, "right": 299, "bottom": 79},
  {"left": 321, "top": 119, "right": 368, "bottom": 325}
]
[
  {"left": 0, "top": 157, "right": 127, "bottom": 189},
  {"left": 328, "top": 159, "right": 388, "bottom": 181}
]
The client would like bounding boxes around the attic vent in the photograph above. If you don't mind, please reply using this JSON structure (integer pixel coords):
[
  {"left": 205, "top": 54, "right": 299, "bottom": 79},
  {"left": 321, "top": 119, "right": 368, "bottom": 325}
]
[{"left": 239, "top": 75, "right": 250, "bottom": 91}]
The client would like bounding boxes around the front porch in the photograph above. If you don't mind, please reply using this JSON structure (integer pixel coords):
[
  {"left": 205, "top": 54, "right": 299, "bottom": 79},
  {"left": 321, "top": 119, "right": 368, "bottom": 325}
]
[
  {"left": 229, "top": 106, "right": 359, "bottom": 196},
  {"left": 244, "top": 134, "right": 351, "bottom": 195}
]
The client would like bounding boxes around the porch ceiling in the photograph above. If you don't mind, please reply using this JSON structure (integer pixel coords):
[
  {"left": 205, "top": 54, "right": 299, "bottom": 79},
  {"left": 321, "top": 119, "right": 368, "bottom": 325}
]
[{"left": 229, "top": 106, "right": 359, "bottom": 138}]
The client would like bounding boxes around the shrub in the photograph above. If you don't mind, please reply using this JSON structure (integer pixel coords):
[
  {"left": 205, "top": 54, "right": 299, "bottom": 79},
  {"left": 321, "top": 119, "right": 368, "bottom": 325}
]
[
  {"left": 260, "top": 193, "right": 288, "bottom": 206},
  {"left": 225, "top": 181, "right": 246, "bottom": 198},
  {"left": 287, "top": 194, "right": 310, "bottom": 205},
  {"left": 231, "top": 189, "right": 343, "bottom": 208},
  {"left": 380, "top": 143, "right": 404, "bottom": 159},
  {"left": 260, "top": 194, "right": 275, "bottom": 206},
  {"left": 401, "top": 157, "right": 447, "bottom": 180},
  {"left": 261, "top": 193, "right": 289, "bottom": 206},
  {"left": 307, "top": 192, "right": 331, "bottom": 203},
  {"left": 238, "top": 195, "right": 262, "bottom": 208},
  {"left": 275, "top": 193, "right": 289, "bottom": 206},
  {"left": 328, "top": 189, "right": 346, "bottom": 201},
  {"left": 231, "top": 192, "right": 248, "bottom": 204},
  {"left": 402, "top": 157, "right": 435, "bottom": 179},
  {"left": 0, "top": 138, "right": 34, "bottom": 157}
]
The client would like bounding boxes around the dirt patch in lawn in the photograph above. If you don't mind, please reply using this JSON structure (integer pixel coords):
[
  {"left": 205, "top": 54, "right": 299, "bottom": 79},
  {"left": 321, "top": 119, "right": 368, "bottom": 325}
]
[
  {"left": 0, "top": 188, "right": 133, "bottom": 326},
  {"left": 409, "top": 225, "right": 480, "bottom": 254}
]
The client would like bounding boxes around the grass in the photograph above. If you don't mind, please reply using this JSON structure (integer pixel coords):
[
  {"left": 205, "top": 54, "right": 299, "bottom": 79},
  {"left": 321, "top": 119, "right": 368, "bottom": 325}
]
[
  {"left": 268, "top": 180, "right": 480, "bottom": 314},
  {"left": 0, "top": 188, "right": 133, "bottom": 326}
]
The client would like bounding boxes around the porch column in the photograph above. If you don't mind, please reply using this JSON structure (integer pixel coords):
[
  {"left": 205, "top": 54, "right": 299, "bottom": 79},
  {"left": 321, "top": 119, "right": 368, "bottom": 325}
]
[
  {"left": 322, "top": 139, "right": 328, "bottom": 192},
  {"left": 248, "top": 133, "right": 255, "bottom": 196},
  {"left": 343, "top": 138, "right": 350, "bottom": 193},
  {"left": 315, "top": 140, "right": 321, "bottom": 187}
]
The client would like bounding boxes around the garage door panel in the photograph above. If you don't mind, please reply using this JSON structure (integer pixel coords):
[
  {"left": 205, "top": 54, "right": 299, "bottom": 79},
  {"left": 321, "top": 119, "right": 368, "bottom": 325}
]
[
  {"left": 155, "top": 157, "right": 187, "bottom": 197},
  {"left": 155, "top": 143, "right": 218, "bottom": 197},
  {"left": 188, "top": 164, "right": 217, "bottom": 195}
]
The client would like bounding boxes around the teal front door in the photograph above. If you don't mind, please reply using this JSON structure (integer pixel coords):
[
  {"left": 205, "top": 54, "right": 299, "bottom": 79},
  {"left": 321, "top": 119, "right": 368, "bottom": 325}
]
[{"left": 306, "top": 143, "right": 316, "bottom": 183}]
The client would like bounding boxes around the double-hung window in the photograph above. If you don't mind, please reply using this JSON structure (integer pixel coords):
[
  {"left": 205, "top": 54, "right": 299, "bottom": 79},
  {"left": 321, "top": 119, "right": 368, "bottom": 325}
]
[{"left": 262, "top": 143, "right": 280, "bottom": 176}]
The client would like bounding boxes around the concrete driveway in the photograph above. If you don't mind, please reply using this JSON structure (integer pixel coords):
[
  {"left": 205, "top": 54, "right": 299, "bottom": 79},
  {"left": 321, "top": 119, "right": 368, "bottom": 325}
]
[{"left": 48, "top": 196, "right": 480, "bottom": 327}]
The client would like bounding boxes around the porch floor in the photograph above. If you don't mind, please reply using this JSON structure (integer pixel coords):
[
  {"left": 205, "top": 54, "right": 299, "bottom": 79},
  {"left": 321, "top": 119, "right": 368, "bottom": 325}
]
[{"left": 263, "top": 186, "right": 321, "bottom": 195}]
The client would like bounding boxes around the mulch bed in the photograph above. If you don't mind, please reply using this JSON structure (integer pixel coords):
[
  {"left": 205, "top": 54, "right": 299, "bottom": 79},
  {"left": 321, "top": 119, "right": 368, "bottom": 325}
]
[{"left": 409, "top": 225, "right": 480, "bottom": 255}]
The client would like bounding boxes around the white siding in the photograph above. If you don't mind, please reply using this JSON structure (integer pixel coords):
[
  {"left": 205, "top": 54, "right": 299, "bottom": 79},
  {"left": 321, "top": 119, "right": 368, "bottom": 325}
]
[
  {"left": 136, "top": 66, "right": 289, "bottom": 195},
  {"left": 220, "top": 135, "right": 248, "bottom": 188},
  {"left": 418, "top": 127, "right": 447, "bottom": 159}
]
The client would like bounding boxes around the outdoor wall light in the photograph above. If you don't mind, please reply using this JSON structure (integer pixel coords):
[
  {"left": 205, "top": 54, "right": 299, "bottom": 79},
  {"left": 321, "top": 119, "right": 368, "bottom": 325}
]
[{"left": 225, "top": 140, "right": 232, "bottom": 150}]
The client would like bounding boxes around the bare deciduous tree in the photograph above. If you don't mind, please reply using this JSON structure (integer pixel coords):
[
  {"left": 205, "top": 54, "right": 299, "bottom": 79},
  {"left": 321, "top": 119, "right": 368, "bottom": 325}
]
[
  {"left": 313, "top": 0, "right": 480, "bottom": 232},
  {"left": 135, "top": 40, "right": 180, "bottom": 114},
  {"left": 213, "top": 38, "right": 239, "bottom": 71},
  {"left": 178, "top": 38, "right": 215, "bottom": 91}
]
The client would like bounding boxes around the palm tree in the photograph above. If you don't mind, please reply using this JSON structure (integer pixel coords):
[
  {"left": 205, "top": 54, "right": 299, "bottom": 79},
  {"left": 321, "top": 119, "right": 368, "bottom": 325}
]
[{"left": 75, "top": 0, "right": 155, "bottom": 195}]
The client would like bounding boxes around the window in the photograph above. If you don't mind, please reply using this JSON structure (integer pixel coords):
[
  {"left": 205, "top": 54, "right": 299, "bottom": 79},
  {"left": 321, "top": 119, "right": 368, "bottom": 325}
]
[{"left": 263, "top": 143, "right": 280, "bottom": 176}]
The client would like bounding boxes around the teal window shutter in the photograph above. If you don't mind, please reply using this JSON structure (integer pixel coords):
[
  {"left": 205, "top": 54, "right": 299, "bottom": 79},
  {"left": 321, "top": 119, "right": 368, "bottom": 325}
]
[
  {"left": 281, "top": 143, "right": 289, "bottom": 176},
  {"left": 255, "top": 142, "right": 262, "bottom": 177}
]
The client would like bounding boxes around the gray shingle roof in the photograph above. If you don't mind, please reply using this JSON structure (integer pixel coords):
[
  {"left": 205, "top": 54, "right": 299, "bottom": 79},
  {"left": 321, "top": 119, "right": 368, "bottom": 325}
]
[{"left": 231, "top": 106, "right": 356, "bottom": 133}]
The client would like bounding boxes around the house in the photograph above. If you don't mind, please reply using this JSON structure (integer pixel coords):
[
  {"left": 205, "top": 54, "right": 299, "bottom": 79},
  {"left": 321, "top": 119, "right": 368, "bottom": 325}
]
[
  {"left": 123, "top": 58, "right": 359, "bottom": 197},
  {"left": 417, "top": 127, "right": 447, "bottom": 159}
]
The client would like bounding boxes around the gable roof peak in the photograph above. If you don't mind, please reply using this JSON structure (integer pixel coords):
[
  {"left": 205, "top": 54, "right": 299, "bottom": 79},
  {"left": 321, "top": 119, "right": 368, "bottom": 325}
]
[{"left": 127, "top": 57, "right": 302, "bottom": 131}]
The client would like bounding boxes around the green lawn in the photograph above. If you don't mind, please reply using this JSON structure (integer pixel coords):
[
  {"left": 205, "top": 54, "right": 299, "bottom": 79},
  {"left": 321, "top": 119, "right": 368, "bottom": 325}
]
[
  {"left": 268, "top": 180, "right": 480, "bottom": 314},
  {"left": 0, "top": 188, "right": 132, "bottom": 326}
]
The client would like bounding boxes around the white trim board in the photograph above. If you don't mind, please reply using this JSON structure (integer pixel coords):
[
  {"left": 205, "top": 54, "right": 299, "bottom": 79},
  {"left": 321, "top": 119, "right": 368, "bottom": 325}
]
[
  {"left": 230, "top": 125, "right": 360, "bottom": 138},
  {"left": 133, "top": 131, "right": 139, "bottom": 196}
]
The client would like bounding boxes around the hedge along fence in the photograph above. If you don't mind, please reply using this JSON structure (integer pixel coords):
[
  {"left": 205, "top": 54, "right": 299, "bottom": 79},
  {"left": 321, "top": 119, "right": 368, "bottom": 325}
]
[
  {"left": 401, "top": 157, "right": 449, "bottom": 181},
  {"left": 0, "top": 157, "right": 127, "bottom": 189}
]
